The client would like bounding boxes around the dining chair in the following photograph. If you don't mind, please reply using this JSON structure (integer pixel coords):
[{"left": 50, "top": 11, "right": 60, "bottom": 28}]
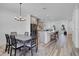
[
  {"left": 10, "top": 35, "right": 24, "bottom": 56},
  {"left": 5, "top": 34, "right": 11, "bottom": 54},
  {"left": 24, "top": 32, "right": 29, "bottom": 36},
  {"left": 10, "top": 32, "right": 17, "bottom": 36},
  {"left": 55, "top": 31, "right": 59, "bottom": 41},
  {"left": 25, "top": 36, "right": 38, "bottom": 56},
  {"left": 64, "top": 31, "right": 67, "bottom": 36}
]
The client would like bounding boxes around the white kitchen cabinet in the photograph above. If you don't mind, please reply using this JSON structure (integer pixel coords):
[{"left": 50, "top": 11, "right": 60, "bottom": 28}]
[{"left": 39, "top": 31, "right": 50, "bottom": 44}]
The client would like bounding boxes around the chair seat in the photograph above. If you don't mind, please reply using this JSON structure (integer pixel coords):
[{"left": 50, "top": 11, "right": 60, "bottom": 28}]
[
  {"left": 12, "top": 43, "right": 24, "bottom": 48},
  {"left": 25, "top": 42, "right": 36, "bottom": 47},
  {"left": 17, "top": 43, "right": 24, "bottom": 48}
]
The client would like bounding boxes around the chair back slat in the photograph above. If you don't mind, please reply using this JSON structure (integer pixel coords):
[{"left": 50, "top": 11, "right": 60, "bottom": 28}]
[
  {"left": 10, "top": 35, "right": 17, "bottom": 48},
  {"left": 11, "top": 32, "right": 17, "bottom": 36},
  {"left": 24, "top": 32, "right": 29, "bottom": 36},
  {"left": 5, "top": 34, "right": 10, "bottom": 44}
]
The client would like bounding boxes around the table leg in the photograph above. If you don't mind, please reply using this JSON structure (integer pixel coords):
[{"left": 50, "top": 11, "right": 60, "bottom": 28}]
[
  {"left": 23, "top": 42, "right": 26, "bottom": 56},
  {"left": 20, "top": 42, "right": 26, "bottom": 56}
]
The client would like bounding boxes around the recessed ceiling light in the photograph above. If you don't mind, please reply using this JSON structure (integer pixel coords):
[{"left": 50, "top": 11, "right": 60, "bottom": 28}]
[
  {"left": 42, "top": 8, "right": 46, "bottom": 10},
  {"left": 46, "top": 15, "right": 48, "bottom": 16}
]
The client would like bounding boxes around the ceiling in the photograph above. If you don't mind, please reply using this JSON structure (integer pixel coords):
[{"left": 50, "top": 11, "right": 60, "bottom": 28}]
[{"left": 0, "top": 3, "right": 78, "bottom": 22}]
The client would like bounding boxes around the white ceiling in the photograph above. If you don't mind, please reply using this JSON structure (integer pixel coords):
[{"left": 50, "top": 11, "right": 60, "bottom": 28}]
[{"left": 0, "top": 3, "right": 78, "bottom": 21}]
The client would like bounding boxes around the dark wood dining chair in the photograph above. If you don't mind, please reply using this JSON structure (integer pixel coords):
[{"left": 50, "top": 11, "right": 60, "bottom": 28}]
[
  {"left": 64, "top": 31, "right": 67, "bottom": 36},
  {"left": 24, "top": 32, "right": 29, "bottom": 36},
  {"left": 25, "top": 36, "right": 38, "bottom": 56},
  {"left": 10, "top": 35, "right": 24, "bottom": 56},
  {"left": 55, "top": 31, "right": 59, "bottom": 41},
  {"left": 5, "top": 34, "right": 11, "bottom": 54},
  {"left": 10, "top": 32, "right": 17, "bottom": 36}
]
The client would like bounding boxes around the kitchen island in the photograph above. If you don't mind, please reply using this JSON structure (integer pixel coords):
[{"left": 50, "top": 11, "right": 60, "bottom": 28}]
[{"left": 39, "top": 31, "right": 51, "bottom": 44}]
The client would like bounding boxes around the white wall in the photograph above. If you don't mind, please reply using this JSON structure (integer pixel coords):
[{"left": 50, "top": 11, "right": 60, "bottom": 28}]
[
  {"left": 0, "top": 9, "right": 30, "bottom": 40},
  {"left": 72, "top": 5, "right": 79, "bottom": 48}
]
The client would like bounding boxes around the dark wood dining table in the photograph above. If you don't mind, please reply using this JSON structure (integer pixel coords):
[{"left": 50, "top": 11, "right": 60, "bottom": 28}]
[{"left": 15, "top": 34, "right": 31, "bottom": 56}]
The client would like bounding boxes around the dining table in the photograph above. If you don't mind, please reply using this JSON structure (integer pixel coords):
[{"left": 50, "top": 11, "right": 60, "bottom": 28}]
[{"left": 15, "top": 34, "right": 32, "bottom": 56}]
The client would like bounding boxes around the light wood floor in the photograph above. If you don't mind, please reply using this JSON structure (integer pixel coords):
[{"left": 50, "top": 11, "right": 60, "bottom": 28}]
[{"left": 0, "top": 34, "right": 79, "bottom": 56}]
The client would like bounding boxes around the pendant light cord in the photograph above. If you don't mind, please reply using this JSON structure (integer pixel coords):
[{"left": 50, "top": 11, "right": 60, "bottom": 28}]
[{"left": 20, "top": 3, "right": 22, "bottom": 16}]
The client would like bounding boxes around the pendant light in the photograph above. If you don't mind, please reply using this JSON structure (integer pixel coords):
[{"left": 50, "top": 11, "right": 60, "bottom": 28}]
[{"left": 14, "top": 3, "right": 26, "bottom": 21}]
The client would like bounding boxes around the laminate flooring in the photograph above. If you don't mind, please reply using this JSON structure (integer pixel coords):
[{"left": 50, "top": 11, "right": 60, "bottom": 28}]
[{"left": 0, "top": 34, "right": 79, "bottom": 56}]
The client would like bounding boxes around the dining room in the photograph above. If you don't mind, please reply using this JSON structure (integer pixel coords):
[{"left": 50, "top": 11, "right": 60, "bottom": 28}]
[{"left": 0, "top": 3, "right": 79, "bottom": 56}]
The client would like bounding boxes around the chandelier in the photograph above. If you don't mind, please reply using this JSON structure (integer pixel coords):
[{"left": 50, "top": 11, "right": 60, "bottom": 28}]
[{"left": 14, "top": 3, "right": 26, "bottom": 21}]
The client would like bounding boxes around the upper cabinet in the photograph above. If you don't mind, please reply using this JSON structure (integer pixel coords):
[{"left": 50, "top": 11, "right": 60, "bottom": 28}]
[{"left": 30, "top": 15, "right": 44, "bottom": 31}]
